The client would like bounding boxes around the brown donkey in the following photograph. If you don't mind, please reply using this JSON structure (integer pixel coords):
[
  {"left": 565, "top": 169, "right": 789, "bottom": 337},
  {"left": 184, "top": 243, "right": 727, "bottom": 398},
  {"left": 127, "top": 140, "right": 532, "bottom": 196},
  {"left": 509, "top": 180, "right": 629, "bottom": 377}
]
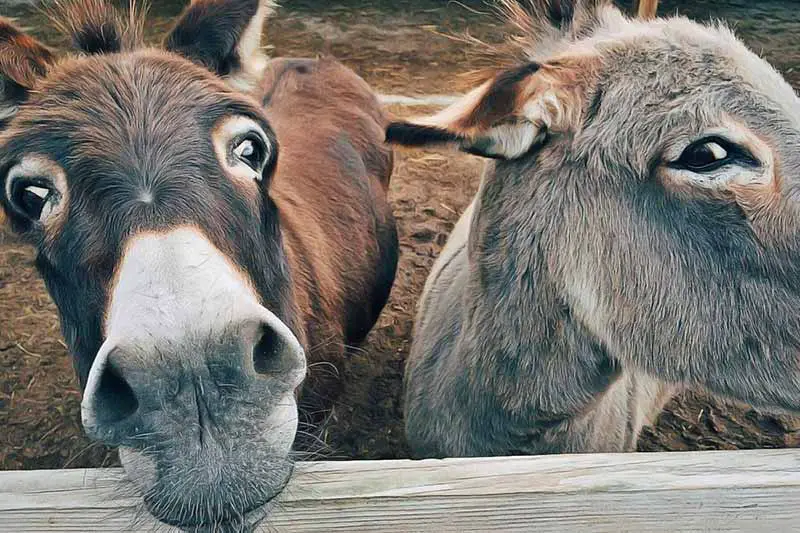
[
  {"left": 0, "top": 1, "right": 397, "bottom": 531},
  {"left": 388, "top": 0, "right": 800, "bottom": 458}
]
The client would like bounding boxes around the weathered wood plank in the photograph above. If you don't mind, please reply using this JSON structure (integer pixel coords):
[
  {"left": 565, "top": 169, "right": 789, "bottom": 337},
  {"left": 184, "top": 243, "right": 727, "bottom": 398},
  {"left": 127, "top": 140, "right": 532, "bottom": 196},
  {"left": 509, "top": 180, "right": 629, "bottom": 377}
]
[{"left": 1, "top": 449, "right": 798, "bottom": 532}]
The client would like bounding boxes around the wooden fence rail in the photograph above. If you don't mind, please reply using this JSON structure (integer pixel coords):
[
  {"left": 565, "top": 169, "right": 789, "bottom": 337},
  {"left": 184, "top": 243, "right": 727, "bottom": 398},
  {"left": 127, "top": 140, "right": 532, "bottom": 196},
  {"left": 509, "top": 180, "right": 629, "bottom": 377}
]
[{"left": 1, "top": 449, "right": 798, "bottom": 532}]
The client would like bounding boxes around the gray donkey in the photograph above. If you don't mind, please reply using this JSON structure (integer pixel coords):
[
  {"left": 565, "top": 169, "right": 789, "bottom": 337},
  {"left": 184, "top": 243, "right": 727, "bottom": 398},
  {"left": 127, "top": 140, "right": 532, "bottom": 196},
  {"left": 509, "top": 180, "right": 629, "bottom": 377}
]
[{"left": 386, "top": 0, "right": 800, "bottom": 457}]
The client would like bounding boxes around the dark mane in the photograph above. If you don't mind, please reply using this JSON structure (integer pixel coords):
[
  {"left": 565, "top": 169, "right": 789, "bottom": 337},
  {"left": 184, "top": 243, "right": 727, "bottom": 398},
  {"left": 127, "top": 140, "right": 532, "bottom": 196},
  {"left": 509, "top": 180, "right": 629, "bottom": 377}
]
[{"left": 45, "top": 0, "right": 149, "bottom": 54}]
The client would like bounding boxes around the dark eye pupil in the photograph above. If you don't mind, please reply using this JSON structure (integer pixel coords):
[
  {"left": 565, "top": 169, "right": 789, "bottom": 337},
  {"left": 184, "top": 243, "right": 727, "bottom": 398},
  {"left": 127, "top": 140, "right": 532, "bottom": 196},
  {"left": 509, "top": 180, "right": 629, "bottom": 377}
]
[
  {"left": 235, "top": 138, "right": 265, "bottom": 171},
  {"left": 678, "top": 141, "right": 729, "bottom": 172},
  {"left": 11, "top": 181, "right": 49, "bottom": 220},
  {"left": 686, "top": 145, "right": 717, "bottom": 168},
  {"left": 20, "top": 189, "right": 46, "bottom": 217}
]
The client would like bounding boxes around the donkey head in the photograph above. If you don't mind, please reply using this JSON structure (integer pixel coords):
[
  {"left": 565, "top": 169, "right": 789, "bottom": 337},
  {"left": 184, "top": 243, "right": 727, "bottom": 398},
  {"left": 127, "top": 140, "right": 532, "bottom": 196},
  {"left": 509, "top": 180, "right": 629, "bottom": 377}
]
[
  {"left": 0, "top": 2, "right": 306, "bottom": 530},
  {"left": 388, "top": 0, "right": 800, "bottom": 413}
]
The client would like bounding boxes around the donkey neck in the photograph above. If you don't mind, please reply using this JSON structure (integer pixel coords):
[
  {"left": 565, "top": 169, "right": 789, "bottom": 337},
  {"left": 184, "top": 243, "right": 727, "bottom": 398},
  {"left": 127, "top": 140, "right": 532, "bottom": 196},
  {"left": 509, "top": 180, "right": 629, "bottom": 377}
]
[
  {"left": 464, "top": 158, "right": 569, "bottom": 351},
  {"left": 459, "top": 157, "right": 634, "bottom": 449}
]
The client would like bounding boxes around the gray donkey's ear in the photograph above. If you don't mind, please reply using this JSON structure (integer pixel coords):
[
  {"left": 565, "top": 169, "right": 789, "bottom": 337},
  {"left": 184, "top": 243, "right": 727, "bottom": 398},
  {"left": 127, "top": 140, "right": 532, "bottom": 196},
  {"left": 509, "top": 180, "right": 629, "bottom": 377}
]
[
  {"left": 503, "top": 0, "right": 612, "bottom": 34},
  {"left": 386, "top": 55, "right": 599, "bottom": 160},
  {"left": 164, "top": 0, "right": 276, "bottom": 92},
  {"left": 500, "top": 0, "right": 615, "bottom": 56}
]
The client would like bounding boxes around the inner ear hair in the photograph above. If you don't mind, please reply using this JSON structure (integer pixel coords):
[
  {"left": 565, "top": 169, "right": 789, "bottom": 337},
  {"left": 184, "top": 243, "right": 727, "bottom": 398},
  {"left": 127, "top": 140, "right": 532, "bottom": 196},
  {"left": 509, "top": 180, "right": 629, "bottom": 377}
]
[
  {"left": 455, "top": 62, "right": 542, "bottom": 131},
  {"left": 46, "top": 0, "right": 145, "bottom": 55}
]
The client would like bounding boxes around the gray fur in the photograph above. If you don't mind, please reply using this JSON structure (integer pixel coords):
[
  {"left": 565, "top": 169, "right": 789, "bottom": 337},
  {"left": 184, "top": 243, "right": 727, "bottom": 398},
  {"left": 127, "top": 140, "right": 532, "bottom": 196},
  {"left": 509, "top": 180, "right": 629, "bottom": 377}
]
[{"left": 401, "top": 0, "right": 800, "bottom": 457}]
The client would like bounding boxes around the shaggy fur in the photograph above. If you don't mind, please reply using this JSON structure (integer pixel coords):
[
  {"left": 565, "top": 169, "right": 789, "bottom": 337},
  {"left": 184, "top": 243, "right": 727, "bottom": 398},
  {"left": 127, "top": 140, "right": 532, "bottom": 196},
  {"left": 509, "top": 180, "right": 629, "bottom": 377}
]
[
  {"left": 388, "top": 0, "right": 800, "bottom": 457},
  {"left": 0, "top": 1, "right": 398, "bottom": 530}
]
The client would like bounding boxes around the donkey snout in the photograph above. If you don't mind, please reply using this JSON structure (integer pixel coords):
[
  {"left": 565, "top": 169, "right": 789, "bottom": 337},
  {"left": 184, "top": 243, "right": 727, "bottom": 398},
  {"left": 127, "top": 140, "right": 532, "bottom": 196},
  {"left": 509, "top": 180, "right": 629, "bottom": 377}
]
[
  {"left": 80, "top": 308, "right": 306, "bottom": 446},
  {"left": 83, "top": 227, "right": 307, "bottom": 446}
]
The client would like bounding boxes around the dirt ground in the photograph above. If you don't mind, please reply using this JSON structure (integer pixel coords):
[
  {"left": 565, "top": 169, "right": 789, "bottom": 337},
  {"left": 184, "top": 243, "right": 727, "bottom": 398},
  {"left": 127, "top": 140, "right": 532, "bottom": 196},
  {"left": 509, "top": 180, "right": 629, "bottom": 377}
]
[{"left": 1, "top": 0, "right": 798, "bottom": 471}]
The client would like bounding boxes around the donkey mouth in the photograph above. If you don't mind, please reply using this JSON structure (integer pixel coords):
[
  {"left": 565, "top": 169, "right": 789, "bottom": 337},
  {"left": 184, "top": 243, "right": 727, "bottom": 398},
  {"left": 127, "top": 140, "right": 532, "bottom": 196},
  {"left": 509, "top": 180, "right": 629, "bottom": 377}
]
[
  {"left": 160, "top": 500, "right": 276, "bottom": 533},
  {"left": 150, "top": 487, "right": 283, "bottom": 533},
  {"left": 123, "top": 446, "right": 295, "bottom": 533}
]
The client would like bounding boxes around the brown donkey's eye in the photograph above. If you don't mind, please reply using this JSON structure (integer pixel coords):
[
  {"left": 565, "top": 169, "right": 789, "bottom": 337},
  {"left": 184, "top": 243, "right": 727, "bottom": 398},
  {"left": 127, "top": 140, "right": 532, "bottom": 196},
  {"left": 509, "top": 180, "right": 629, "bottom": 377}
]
[
  {"left": 232, "top": 136, "right": 268, "bottom": 175},
  {"left": 10, "top": 179, "right": 56, "bottom": 221}
]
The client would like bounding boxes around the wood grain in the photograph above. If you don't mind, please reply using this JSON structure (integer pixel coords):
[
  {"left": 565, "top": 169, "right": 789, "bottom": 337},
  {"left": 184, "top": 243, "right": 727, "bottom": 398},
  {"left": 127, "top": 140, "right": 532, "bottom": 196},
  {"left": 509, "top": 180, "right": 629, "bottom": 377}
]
[{"left": 1, "top": 449, "right": 798, "bottom": 532}]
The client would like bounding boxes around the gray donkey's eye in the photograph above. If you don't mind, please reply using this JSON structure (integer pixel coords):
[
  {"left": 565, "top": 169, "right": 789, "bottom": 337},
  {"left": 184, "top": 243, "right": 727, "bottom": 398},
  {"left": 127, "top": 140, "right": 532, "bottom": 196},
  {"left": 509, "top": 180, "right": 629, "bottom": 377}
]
[
  {"left": 684, "top": 142, "right": 727, "bottom": 169},
  {"left": 673, "top": 137, "right": 758, "bottom": 173}
]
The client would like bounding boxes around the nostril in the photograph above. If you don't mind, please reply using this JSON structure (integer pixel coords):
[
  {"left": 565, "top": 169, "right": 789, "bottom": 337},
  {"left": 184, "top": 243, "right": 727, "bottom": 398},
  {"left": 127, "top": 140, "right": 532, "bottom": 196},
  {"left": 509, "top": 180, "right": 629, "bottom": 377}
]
[
  {"left": 94, "top": 363, "right": 139, "bottom": 425},
  {"left": 253, "top": 326, "right": 290, "bottom": 375}
]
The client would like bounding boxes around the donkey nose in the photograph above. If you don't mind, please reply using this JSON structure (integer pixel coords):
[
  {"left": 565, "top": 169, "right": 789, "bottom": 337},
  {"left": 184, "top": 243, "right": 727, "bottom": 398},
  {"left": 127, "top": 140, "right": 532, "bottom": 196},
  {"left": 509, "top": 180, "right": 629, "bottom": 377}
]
[{"left": 81, "top": 307, "right": 306, "bottom": 445}]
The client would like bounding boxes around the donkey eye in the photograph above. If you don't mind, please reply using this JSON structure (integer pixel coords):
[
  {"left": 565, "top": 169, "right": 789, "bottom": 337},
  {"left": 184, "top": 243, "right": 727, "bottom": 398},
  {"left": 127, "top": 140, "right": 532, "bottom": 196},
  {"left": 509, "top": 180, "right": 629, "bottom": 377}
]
[
  {"left": 10, "top": 179, "right": 56, "bottom": 221},
  {"left": 232, "top": 136, "right": 268, "bottom": 174},
  {"left": 683, "top": 142, "right": 726, "bottom": 169},
  {"left": 673, "top": 137, "right": 756, "bottom": 173}
]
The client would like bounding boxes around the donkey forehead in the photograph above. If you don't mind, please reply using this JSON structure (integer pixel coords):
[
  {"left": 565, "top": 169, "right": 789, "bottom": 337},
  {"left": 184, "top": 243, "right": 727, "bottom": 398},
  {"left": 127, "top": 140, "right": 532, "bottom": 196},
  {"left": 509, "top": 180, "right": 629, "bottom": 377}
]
[
  {"left": 10, "top": 51, "right": 266, "bottom": 148},
  {"left": 0, "top": 52, "right": 276, "bottom": 257},
  {"left": 586, "top": 16, "right": 799, "bottom": 120},
  {"left": 1, "top": 52, "right": 274, "bottom": 185}
]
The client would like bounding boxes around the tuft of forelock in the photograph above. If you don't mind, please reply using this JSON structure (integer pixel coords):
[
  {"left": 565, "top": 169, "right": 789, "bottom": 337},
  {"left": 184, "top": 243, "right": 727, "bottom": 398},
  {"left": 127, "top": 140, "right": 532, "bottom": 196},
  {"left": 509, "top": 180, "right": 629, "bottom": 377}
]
[{"left": 45, "top": 0, "right": 148, "bottom": 54}]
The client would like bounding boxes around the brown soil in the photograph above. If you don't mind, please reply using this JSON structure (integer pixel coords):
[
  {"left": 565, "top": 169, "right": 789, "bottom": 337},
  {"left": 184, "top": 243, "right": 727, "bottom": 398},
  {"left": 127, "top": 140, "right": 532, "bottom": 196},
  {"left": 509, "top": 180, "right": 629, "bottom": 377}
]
[{"left": 1, "top": 0, "right": 798, "bottom": 471}]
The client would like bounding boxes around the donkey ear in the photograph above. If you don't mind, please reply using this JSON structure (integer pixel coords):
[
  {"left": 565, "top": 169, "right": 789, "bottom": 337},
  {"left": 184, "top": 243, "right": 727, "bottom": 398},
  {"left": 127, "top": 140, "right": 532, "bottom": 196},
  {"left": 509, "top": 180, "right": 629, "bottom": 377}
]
[
  {"left": 386, "top": 58, "right": 596, "bottom": 160},
  {"left": 501, "top": 0, "right": 613, "bottom": 56},
  {"left": 164, "top": 0, "right": 275, "bottom": 92},
  {"left": 0, "top": 18, "right": 55, "bottom": 125},
  {"left": 504, "top": 0, "right": 612, "bottom": 34}
]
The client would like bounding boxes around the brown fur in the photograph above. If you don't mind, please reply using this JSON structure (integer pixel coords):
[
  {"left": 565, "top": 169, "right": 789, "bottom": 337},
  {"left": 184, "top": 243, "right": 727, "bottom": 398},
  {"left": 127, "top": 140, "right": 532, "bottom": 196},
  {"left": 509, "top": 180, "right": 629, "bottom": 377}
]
[
  {"left": 262, "top": 58, "right": 393, "bottom": 386},
  {"left": 0, "top": 4, "right": 398, "bottom": 529},
  {"left": 0, "top": 18, "right": 54, "bottom": 88},
  {"left": 1, "top": 2, "right": 397, "bottom": 402},
  {"left": 259, "top": 56, "right": 396, "bottom": 385}
]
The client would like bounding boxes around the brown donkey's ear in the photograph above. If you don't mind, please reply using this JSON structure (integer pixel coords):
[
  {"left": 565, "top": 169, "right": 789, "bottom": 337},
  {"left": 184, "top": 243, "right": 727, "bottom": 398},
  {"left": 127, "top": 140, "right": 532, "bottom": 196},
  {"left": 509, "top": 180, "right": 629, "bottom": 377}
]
[
  {"left": 0, "top": 18, "right": 54, "bottom": 125},
  {"left": 164, "top": 0, "right": 276, "bottom": 92},
  {"left": 386, "top": 57, "right": 597, "bottom": 160}
]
